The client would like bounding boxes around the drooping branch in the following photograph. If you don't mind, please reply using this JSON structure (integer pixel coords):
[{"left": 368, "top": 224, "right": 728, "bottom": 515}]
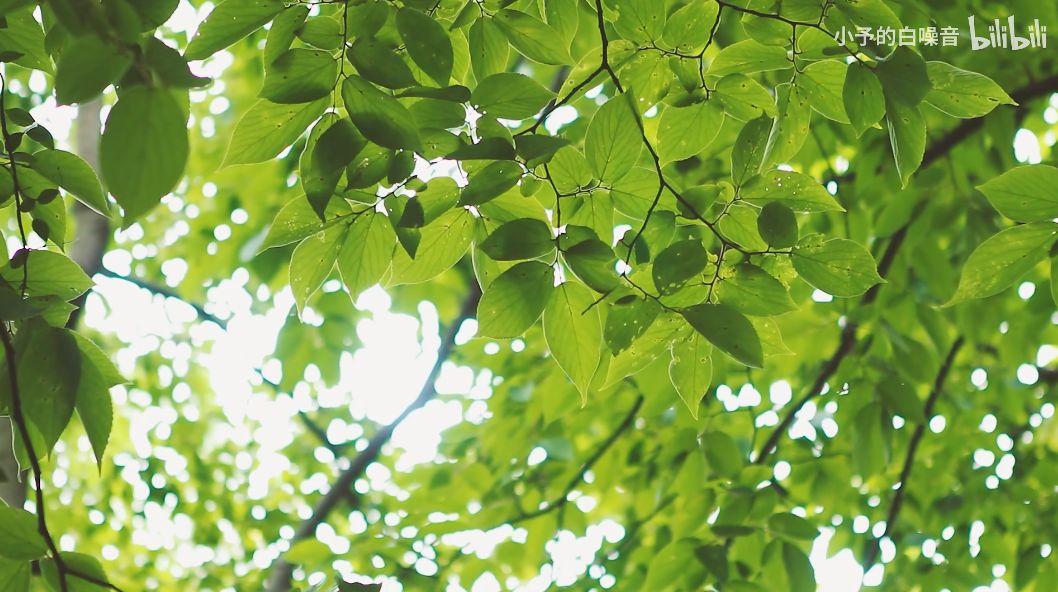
[
  {"left": 864, "top": 337, "right": 964, "bottom": 567},
  {"left": 264, "top": 285, "right": 481, "bottom": 592},
  {"left": 754, "top": 74, "right": 1058, "bottom": 464},
  {"left": 507, "top": 393, "right": 644, "bottom": 527}
]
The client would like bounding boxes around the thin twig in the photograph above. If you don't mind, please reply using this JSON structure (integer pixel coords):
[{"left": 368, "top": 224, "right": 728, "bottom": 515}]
[
  {"left": 264, "top": 285, "right": 481, "bottom": 592},
  {"left": 864, "top": 337, "right": 964, "bottom": 566},
  {"left": 507, "top": 394, "right": 644, "bottom": 526}
]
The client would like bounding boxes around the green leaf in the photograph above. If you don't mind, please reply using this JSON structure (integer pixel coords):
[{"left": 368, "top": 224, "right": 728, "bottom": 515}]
[
  {"left": 584, "top": 95, "right": 641, "bottom": 183},
  {"left": 715, "top": 74, "right": 778, "bottom": 120},
  {"left": 1053, "top": 258, "right": 1058, "bottom": 310},
  {"left": 477, "top": 261, "right": 555, "bottom": 338},
  {"left": 471, "top": 73, "right": 555, "bottom": 120},
  {"left": 100, "top": 87, "right": 188, "bottom": 221},
  {"left": 397, "top": 8, "right": 454, "bottom": 86},
  {"left": 681, "top": 303, "right": 763, "bottom": 368},
  {"left": 976, "top": 165, "right": 1058, "bottom": 222},
  {"left": 885, "top": 100, "right": 925, "bottom": 188},
  {"left": 792, "top": 237, "right": 884, "bottom": 298},
  {"left": 290, "top": 223, "right": 344, "bottom": 316},
  {"left": 703, "top": 430, "right": 743, "bottom": 478},
  {"left": 658, "top": 100, "right": 724, "bottom": 163},
  {"left": 757, "top": 202, "right": 797, "bottom": 248},
  {"left": 945, "top": 222, "right": 1058, "bottom": 305},
  {"left": 0, "top": 557, "right": 30, "bottom": 591},
  {"left": 763, "top": 83, "right": 811, "bottom": 167},
  {"left": 842, "top": 63, "right": 885, "bottom": 136},
  {"left": 264, "top": 4, "right": 308, "bottom": 64},
  {"left": 605, "top": 296, "right": 660, "bottom": 353},
  {"left": 493, "top": 9, "right": 572, "bottom": 66},
  {"left": 708, "top": 40, "right": 790, "bottom": 76},
  {"left": 731, "top": 116, "right": 771, "bottom": 185},
  {"left": 54, "top": 35, "right": 132, "bottom": 105},
  {"left": 4, "top": 322, "right": 81, "bottom": 451},
  {"left": 480, "top": 218, "right": 554, "bottom": 261},
  {"left": 459, "top": 161, "right": 522, "bottom": 206},
  {"left": 72, "top": 334, "right": 120, "bottom": 468},
  {"left": 390, "top": 209, "right": 475, "bottom": 284},
  {"left": 0, "top": 9, "right": 51, "bottom": 73},
  {"left": 717, "top": 264, "right": 797, "bottom": 316},
  {"left": 30, "top": 149, "right": 108, "bottom": 216},
  {"left": 145, "top": 37, "right": 211, "bottom": 88},
  {"left": 781, "top": 542, "right": 815, "bottom": 592},
  {"left": 225, "top": 98, "right": 327, "bottom": 166},
  {"left": 644, "top": 539, "right": 697, "bottom": 590},
  {"left": 347, "top": 38, "right": 418, "bottom": 90},
  {"left": 42, "top": 552, "right": 110, "bottom": 592},
  {"left": 0, "top": 250, "right": 92, "bottom": 300},
  {"left": 0, "top": 505, "right": 47, "bottom": 560},
  {"left": 468, "top": 18, "right": 509, "bottom": 81},
  {"left": 875, "top": 46, "right": 930, "bottom": 108},
  {"left": 306, "top": 118, "right": 365, "bottom": 217},
  {"left": 798, "top": 60, "right": 848, "bottom": 123},
  {"left": 543, "top": 282, "right": 603, "bottom": 402},
  {"left": 742, "top": 170, "right": 844, "bottom": 212},
  {"left": 184, "top": 0, "right": 283, "bottom": 61},
  {"left": 768, "top": 513, "right": 818, "bottom": 541},
  {"left": 662, "top": 0, "right": 719, "bottom": 51},
  {"left": 261, "top": 194, "right": 352, "bottom": 251},
  {"left": 668, "top": 331, "right": 712, "bottom": 419},
  {"left": 260, "top": 48, "right": 337, "bottom": 103},
  {"left": 564, "top": 238, "right": 619, "bottom": 293},
  {"left": 341, "top": 76, "right": 422, "bottom": 151},
  {"left": 878, "top": 375, "right": 924, "bottom": 423},
  {"left": 337, "top": 212, "right": 395, "bottom": 297},
  {"left": 925, "top": 61, "right": 1015, "bottom": 118},
  {"left": 652, "top": 239, "right": 708, "bottom": 294}
]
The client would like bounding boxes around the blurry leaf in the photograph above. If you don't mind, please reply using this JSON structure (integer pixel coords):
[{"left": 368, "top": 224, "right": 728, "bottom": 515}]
[
  {"left": 54, "top": 35, "right": 132, "bottom": 105},
  {"left": 0, "top": 505, "right": 47, "bottom": 560}
]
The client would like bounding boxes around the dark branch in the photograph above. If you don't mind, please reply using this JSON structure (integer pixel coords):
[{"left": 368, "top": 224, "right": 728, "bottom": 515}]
[
  {"left": 754, "top": 75, "right": 1058, "bottom": 464},
  {"left": 864, "top": 337, "right": 965, "bottom": 567},
  {"left": 507, "top": 393, "right": 644, "bottom": 527},
  {"left": 97, "top": 269, "right": 228, "bottom": 329},
  {"left": 263, "top": 285, "right": 482, "bottom": 592}
]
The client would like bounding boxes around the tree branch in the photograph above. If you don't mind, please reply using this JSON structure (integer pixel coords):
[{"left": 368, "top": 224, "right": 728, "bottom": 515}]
[
  {"left": 507, "top": 393, "right": 644, "bottom": 527},
  {"left": 263, "top": 285, "right": 481, "bottom": 592},
  {"left": 864, "top": 336, "right": 964, "bottom": 567},
  {"left": 96, "top": 268, "right": 228, "bottom": 329},
  {"left": 754, "top": 75, "right": 1058, "bottom": 464}
]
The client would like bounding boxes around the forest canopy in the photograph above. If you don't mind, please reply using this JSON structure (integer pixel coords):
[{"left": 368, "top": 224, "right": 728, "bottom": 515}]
[{"left": 1, "top": 0, "right": 1058, "bottom": 591}]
